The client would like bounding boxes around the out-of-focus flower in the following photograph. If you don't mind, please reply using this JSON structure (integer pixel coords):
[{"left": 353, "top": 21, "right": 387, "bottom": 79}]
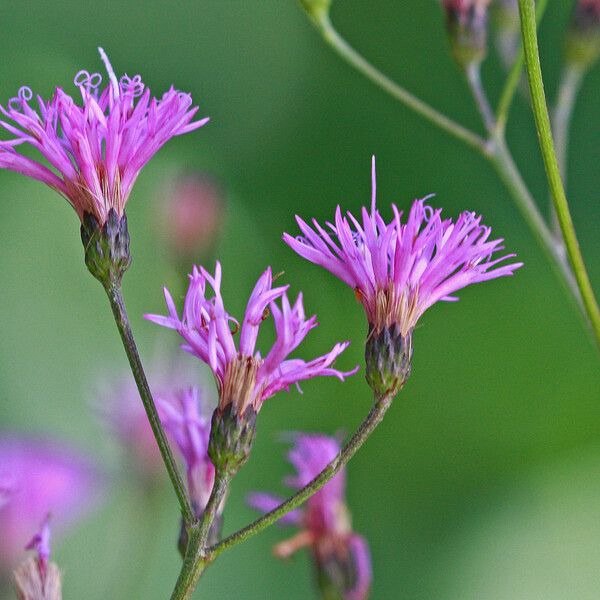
[
  {"left": 249, "top": 434, "right": 371, "bottom": 600},
  {"left": 0, "top": 48, "right": 208, "bottom": 226},
  {"left": 442, "top": 0, "right": 492, "bottom": 68},
  {"left": 146, "top": 263, "right": 357, "bottom": 473},
  {"left": 95, "top": 359, "right": 201, "bottom": 484},
  {"left": 14, "top": 519, "right": 62, "bottom": 600},
  {"left": 0, "top": 436, "right": 102, "bottom": 573},
  {"left": 284, "top": 157, "right": 522, "bottom": 396},
  {"left": 157, "top": 386, "right": 214, "bottom": 516},
  {"left": 157, "top": 386, "right": 220, "bottom": 549},
  {"left": 160, "top": 173, "right": 226, "bottom": 264},
  {"left": 566, "top": 0, "right": 600, "bottom": 69}
]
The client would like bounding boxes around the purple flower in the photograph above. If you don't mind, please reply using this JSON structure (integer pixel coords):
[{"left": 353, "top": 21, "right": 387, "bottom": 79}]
[
  {"left": 0, "top": 435, "right": 102, "bottom": 573},
  {"left": 156, "top": 386, "right": 215, "bottom": 515},
  {"left": 249, "top": 434, "right": 371, "bottom": 600},
  {"left": 146, "top": 262, "right": 357, "bottom": 417},
  {"left": 284, "top": 157, "right": 522, "bottom": 338},
  {"left": 0, "top": 48, "right": 208, "bottom": 225}
]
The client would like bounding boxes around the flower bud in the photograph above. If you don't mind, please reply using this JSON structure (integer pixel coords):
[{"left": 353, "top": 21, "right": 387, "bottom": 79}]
[
  {"left": 442, "top": 0, "right": 492, "bottom": 68},
  {"left": 208, "top": 405, "right": 257, "bottom": 476},
  {"left": 14, "top": 558, "right": 61, "bottom": 600},
  {"left": 80, "top": 208, "right": 131, "bottom": 287},
  {"left": 314, "top": 534, "right": 371, "bottom": 600},
  {"left": 566, "top": 0, "right": 600, "bottom": 70},
  {"left": 299, "top": 0, "right": 332, "bottom": 22},
  {"left": 365, "top": 325, "right": 413, "bottom": 398},
  {"left": 492, "top": 0, "right": 520, "bottom": 69},
  {"left": 160, "top": 173, "right": 225, "bottom": 265}
]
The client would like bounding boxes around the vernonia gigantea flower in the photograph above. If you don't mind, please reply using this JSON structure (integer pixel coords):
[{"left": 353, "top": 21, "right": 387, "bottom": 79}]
[
  {"left": 146, "top": 262, "right": 357, "bottom": 473},
  {"left": 283, "top": 157, "right": 522, "bottom": 396}
]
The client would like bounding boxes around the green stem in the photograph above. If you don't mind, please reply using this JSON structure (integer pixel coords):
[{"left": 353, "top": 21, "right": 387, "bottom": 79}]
[
  {"left": 518, "top": 0, "right": 600, "bottom": 349},
  {"left": 208, "top": 390, "right": 394, "bottom": 559},
  {"left": 488, "top": 135, "right": 583, "bottom": 314},
  {"left": 314, "top": 16, "right": 486, "bottom": 154},
  {"left": 550, "top": 66, "right": 584, "bottom": 240},
  {"left": 465, "top": 62, "right": 496, "bottom": 133},
  {"left": 105, "top": 283, "right": 195, "bottom": 524},
  {"left": 495, "top": 0, "right": 549, "bottom": 134},
  {"left": 552, "top": 66, "right": 583, "bottom": 188},
  {"left": 170, "top": 469, "right": 232, "bottom": 600}
]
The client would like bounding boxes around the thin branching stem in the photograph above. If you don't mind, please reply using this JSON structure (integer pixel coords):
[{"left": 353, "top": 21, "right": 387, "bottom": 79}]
[
  {"left": 315, "top": 16, "right": 487, "bottom": 154},
  {"left": 105, "top": 283, "right": 195, "bottom": 524},
  {"left": 209, "top": 390, "right": 394, "bottom": 558}
]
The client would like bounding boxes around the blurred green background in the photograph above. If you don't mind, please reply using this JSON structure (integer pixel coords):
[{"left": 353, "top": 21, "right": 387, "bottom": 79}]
[{"left": 1, "top": 1, "right": 600, "bottom": 598}]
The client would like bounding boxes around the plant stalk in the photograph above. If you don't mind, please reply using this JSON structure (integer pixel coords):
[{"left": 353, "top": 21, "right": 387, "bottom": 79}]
[
  {"left": 209, "top": 390, "right": 394, "bottom": 559},
  {"left": 105, "top": 282, "right": 195, "bottom": 524},
  {"left": 169, "top": 469, "right": 231, "bottom": 600},
  {"left": 518, "top": 0, "right": 600, "bottom": 350}
]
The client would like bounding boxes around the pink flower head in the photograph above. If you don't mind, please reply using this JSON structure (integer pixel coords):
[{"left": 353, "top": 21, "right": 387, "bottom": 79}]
[
  {"left": 284, "top": 157, "right": 522, "bottom": 338},
  {"left": 0, "top": 47, "right": 208, "bottom": 224},
  {"left": 160, "top": 172, "right": 226, "bottom": 261},
  {"left": 0, "top": 435, "right": 102, "bottom": 573},
  {"left": 249, "top": 434, "right": 371, "bottom": 600},
  {"left": 442, "top": 0, "right": 490, "bottom": 16},
  {"left": 145, "top": 263, "right": 357, "bottom": 417},
  {"left": 156, "top": 387, "right": 215, "bottom": 515}
]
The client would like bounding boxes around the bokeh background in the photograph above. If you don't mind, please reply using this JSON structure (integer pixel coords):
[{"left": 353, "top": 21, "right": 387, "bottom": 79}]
[{"left": 1, "top": 1, "right": 600, "bottom": 598}]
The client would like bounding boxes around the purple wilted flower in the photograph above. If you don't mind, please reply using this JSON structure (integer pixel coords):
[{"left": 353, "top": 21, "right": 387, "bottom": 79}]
[
  {"left": 146, "top": 263, "right": 356, "bottom": 417},
  {"left": 284, "top": 158, "right": 522, "bottom": 396},
  {"left": 249, "top": 434, "right": 371, "bottom": 600},
  {"left": 0, "top": 436, "right": 101, "bottom": 573},
  {"left": 14, "top": 519, "right": 62, "bottom": 600},
  {"left": 146, "top": 262, "right": 357, "bottom": 473},
  {"left": 0, "top": 47, "right": 208, "bottom": 226},
  {"left": 157, "top": 387, "right": 214, "bottom": 516}
]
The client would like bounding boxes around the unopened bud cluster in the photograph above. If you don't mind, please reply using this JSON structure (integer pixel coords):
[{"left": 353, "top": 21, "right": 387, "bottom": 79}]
[
  {"left": 80, "top": 208, "right": 131, "bottom": 287},
  {"left": 442, "top": 0, "right": 492, "bottom": 68},
  {"left": 566, "top": 0, "right": 600, "bottom": 70},
  {"left": 299, "top": 0, "right": 332, "bottom": 22},
  {"left": 492, "top": 0, "right": 520, "bottom": 69}
]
